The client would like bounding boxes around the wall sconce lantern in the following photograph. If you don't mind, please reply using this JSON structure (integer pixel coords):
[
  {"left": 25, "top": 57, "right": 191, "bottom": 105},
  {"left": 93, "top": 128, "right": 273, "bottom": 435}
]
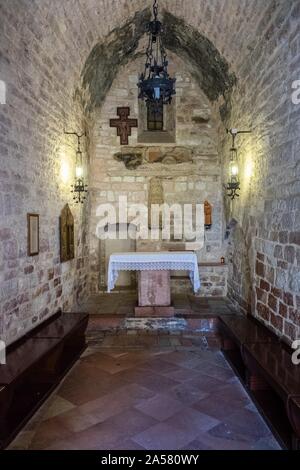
[
  {"left": 64, "top": 131, "right": 88, "bottom": 204},
  {"left": 226, "top": 128, "right": 251, "bottom": 200}
]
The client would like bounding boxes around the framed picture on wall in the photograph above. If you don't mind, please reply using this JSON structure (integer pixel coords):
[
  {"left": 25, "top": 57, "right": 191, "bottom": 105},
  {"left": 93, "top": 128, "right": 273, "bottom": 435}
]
[{"left": 27, "top": 213, "right": 39, "bottom": 256}]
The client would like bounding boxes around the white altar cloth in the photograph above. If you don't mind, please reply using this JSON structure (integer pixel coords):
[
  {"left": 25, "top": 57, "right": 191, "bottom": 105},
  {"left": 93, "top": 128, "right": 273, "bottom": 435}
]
[{"left": 107, "top": 252, "right": 200, "bottom": 293}]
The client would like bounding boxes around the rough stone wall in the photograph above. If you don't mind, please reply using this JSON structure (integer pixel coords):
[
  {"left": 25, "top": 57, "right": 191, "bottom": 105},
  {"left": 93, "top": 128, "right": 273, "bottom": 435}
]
[
  {"left": 222, "top": 0, "right": 300, "bottom": 343},
  {"left": 89, "top": 55, "right": 227, "bottom": 295},
  {"left": 1, "top": 0, "right": 297, "bottom": 342},
  {"left": 0, "top": 0, "right": 90, "bottom": 345},
  {"left": 171, "top": 265, "right": 228, "bottom": 298}
]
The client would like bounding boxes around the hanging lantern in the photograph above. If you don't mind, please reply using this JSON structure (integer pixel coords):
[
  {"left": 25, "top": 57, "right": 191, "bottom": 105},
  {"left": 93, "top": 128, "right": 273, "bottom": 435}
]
[{"left": 138, "top": 0, "right": 176, "bottom": 105}]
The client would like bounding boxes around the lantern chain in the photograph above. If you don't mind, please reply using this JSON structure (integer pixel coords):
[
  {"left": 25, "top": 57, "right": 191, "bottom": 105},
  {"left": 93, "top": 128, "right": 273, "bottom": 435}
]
[{"left": 153, "top": 0, "right": 158, "bottom": 20}]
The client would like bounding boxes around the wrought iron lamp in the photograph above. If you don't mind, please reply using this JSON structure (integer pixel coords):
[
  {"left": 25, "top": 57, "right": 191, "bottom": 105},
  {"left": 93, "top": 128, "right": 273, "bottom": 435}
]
[
  {"left": 226, "top": 128, "right": 251, "bottom": 200},
  {"left": 138, "top": 0, "right": 176, "bottom": 105},
  {"left": 64, "top": 131, "right": 88, "bottom": 204}
]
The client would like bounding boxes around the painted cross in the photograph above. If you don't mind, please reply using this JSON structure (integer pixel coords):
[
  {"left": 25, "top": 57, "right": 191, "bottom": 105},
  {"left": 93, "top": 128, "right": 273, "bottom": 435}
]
[{"left": 110, "top": 107, "right": 138, "bottom": 145}]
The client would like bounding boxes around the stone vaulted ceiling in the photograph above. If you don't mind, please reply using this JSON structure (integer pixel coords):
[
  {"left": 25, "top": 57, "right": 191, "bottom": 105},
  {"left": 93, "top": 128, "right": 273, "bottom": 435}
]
[{"left": 0, "top": 0, "right": 289, "bottom": 115}]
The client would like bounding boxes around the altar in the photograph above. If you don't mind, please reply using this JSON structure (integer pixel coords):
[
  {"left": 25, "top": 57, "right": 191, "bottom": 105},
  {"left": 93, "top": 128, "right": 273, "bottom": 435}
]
[{"left": 107, "top": 252, "right": 200, "bottom": 317}]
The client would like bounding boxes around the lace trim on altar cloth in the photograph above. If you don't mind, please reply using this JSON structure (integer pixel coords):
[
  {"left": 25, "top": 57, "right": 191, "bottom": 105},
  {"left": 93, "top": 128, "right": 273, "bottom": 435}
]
[{"left": 107, "top": 253, "right": 201, "bottom": 293}]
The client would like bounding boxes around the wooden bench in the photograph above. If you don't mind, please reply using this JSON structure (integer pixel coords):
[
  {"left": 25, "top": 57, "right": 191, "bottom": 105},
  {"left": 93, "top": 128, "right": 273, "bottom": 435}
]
[
  {"left": 0, "top": 311, "right": 88, "bottom": 449},
  {"left": 218, "top": 315, "right": 300, "bottom": 450},
  {"left": 218, "top": 315, "right": 277, "bottom": 380}
]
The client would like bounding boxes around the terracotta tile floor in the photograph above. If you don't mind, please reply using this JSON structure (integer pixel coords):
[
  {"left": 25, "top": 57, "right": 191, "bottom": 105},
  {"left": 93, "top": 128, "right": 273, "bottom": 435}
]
[{"left": 8, "top": 295, "right": 281, "bottom": 451}]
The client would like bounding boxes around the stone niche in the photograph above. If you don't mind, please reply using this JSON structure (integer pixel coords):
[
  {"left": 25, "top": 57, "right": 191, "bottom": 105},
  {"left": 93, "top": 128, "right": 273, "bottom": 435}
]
[
  {"left": 138, "top": 98, "right": 176, "bottom": 144},
  {"left": 89, "top": 53, "right": 226, "bottom": 295}
]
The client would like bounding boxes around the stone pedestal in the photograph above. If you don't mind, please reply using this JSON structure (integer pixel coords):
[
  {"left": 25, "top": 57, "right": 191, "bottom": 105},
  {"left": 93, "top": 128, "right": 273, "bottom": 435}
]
[{"left": 135, "top": 270, "right": 174, "bottom": 317}]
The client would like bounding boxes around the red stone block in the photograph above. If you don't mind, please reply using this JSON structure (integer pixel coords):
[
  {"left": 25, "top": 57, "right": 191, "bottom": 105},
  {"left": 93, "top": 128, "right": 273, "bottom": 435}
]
[
  {"left": 268, "top": 294, "right": 278, "bottom": 313},
  {"left": 289, "top": 308, "right": 300, "bottom": 327},
  {"left": 279, "top": 302, "right": 288, "bottom": 318},
  {"left": 289, "top": 231, "right": 300, "bottom": 246},
  {"left": 24, "top": 265, "right": 34, "bottom": 274},
  {"left": 257, "top": 302, "right": 270, "bottom": 322},
  {"left": 284, "top": 292, "right": 294, "bottom": 306},
  {"left": 270, "top": 312, "right": 283, "bottom": 331},
  {"left": 271, "top": 287, "right": 282, "bottom": 299},
  {"left": 256, "top": 287, "right": 266, "bottom": 302},
  {"left": 257, "top": 252, "right": 265, "bottom": 262},
  {"left": 135, "top": 306, "right": 175, "bottom": 317},
  {"left": 260, "top": 280, "right": 270, "bottom": 292}
]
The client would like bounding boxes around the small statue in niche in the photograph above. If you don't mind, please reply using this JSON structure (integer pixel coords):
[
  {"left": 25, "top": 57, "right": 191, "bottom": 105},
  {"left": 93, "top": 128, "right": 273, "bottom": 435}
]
[
  {"left": 204, "top": 200, "right": 212, "bottom": 230},
  {"left": 60, "top": 204, "right": 75, "bottom": 262}
]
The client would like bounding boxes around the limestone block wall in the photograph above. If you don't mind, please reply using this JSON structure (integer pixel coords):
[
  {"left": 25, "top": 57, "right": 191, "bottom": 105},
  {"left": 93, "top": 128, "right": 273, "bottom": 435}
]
[
  {"left": 221, "top": 0, "right": 300, "bottom": 343},
  {"left": 89, "top": 55, "right": 226, "bottom": 295},
  {"left": 171, "top": 264, "right": 228, "bottom": 297},
  {"left": 0, "top": 1, "right": 90, "bottom": 345},
  {"left": 2, "top": 0, "right": 296, "bottom": 342}
]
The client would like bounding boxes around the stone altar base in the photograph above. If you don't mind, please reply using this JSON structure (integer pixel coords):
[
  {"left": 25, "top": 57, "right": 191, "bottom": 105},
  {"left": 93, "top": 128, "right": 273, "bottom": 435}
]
[{"left": 135, "top": 270, "right": 174, "bottom": 317}]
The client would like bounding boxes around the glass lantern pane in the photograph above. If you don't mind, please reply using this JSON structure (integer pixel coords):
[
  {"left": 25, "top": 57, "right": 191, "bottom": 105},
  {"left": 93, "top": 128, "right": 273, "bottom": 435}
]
[{"left": 147, "top": 99, "right": 164, "bottom": 131}]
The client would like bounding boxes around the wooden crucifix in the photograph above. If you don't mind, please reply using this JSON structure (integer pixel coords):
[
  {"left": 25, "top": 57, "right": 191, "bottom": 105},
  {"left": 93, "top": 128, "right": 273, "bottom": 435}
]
[{"left": 110, "top": 107, "right": 138, "bottom": 145}]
